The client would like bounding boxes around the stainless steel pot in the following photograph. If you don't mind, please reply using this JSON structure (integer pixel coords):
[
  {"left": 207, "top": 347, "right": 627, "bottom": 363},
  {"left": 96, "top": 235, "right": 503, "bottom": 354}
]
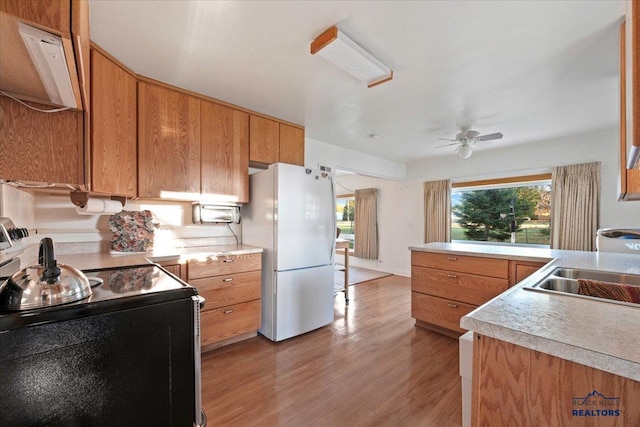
[{"left": 0, "top": 238, "right": 92, "bottom": 311}]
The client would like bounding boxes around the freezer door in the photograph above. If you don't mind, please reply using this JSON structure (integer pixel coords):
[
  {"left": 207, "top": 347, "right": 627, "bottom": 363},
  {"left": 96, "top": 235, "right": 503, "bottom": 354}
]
[
  {"left": 270, "top": 265, "right": 334, "bottom": 342},
  {"left": 275, "top": 164, "right": 335, "bottom": 271}
]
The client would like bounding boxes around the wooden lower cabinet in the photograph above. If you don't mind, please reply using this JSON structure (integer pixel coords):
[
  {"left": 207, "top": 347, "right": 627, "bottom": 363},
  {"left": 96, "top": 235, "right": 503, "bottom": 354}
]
[
  {"left": 412, "top": 292, "right": 475, "bottom": 334},
  {"left": 509, "top": 260, "right": 548, "bottom": 285},
  {"left": 156, "top": 260, "right": 186, "bottom": 281},
  {"left": 411, "top": 251, "right": 511, "bottom": 337},
  {"left": 200, "top": 300, "right": 261, "bottom": 347},
  {"left": 473, "top": 335, "right": 640, "bottom": 426},
  {"left": 187, "top": 253, "right": 262, "bottom": 350}
]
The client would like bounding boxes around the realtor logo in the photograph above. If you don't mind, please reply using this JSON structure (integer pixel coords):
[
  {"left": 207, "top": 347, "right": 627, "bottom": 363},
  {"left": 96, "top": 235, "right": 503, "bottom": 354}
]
[{"left": 572, "top": 390, "right": 621, "bottom": 417}]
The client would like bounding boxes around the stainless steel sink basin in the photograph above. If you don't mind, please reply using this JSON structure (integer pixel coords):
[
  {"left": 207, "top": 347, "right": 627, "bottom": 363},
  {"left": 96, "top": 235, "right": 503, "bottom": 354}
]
[
  {"left": 551, "top": 268, "right": 640, "bottom": 285},
  {"left": 525, "top": 267, "right": 640, "bottom": 307}
]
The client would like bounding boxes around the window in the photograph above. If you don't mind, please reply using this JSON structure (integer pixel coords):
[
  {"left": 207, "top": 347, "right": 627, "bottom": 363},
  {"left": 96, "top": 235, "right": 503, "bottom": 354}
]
[
  {"left": 451, "top": 175, "right": 551, "bottom": 246},
  {"left": 336, "top": 195, "right": 355, "bottom": 249}
]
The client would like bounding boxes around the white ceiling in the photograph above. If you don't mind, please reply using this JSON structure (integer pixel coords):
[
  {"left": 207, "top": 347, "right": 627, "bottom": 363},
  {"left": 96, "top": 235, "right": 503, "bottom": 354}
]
[{"left": 89, "top": 0, "right": 625, "bottom": 164}]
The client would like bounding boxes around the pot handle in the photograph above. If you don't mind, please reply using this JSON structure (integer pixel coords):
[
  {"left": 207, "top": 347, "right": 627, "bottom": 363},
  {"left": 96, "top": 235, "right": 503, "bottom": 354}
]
[{"left": 39, "top": 237, "right": 61, "bottom": 282}]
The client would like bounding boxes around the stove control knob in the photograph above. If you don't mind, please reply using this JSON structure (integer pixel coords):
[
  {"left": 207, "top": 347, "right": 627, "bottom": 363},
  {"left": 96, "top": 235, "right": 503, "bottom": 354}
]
[{"left": 7, "top": 228, "right": 28, "bottom": 240}]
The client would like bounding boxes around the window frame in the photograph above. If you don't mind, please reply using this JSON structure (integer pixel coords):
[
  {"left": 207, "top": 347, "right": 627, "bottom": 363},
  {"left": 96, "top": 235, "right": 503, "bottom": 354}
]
[
  {"left": 451, "top": 173, "right": 552, "bottom": 247},
  {"left": 336, "top": 193, "right": 355, "bottom": 249}
]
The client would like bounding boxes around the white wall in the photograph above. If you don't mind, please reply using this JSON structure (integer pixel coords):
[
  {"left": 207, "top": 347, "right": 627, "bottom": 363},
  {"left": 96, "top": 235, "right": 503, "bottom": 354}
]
[
  {"left": 407, "top": 127, "right": 639, "bottom": 237},
  {"left": 305, "top": 137, "right": 406, "bottom": 180},
  {"left": 334, "top": 173, "right": 409, "bottom": 276},
  {"left": 307, "top": 128, "right": 639, "bottom": 278},
  {"left": 0, "top": 185, "right": 241, "bottom": 253}
]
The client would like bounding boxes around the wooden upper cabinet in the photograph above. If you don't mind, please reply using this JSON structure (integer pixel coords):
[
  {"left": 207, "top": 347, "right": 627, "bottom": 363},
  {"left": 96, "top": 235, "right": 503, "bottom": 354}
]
[
  {"left": 249, "top": 115, "right": 279, "bottom": 165},
  {"left": 90, "top": 47, "right": 137, "bottom": 197},
  {"left": 71, "top": 0, "right": 90, "bottom": 111},
  {"left": 201, "top": 101, "right": 249, "bottom": 203},
  {"left": 0, "top": 0, "right": 71, "bottom": 36},
  {"left": 0, "top": 0, "right": 85, "bottom": 110},
  {"left": 279, "top": 124, "right": 305, "bottom": 166},
  {"left": 620, "top": 17, "right": 640, "bottom": 200},
  {"left": 138, "top": 82, "right": 201, "bottom": 199},
  {"left": 0, "top": 96, "right": 83, "bottom": 184}
]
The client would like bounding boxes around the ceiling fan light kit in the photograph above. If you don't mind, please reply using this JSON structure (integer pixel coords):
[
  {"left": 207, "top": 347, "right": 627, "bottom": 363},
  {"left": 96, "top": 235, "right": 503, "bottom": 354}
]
[
  {"left": 310, "top": 26, "right": 393, "bottom": 88},
  {"left": 436, "top": 128, "right": 504, "bottom": 159},
  {"left": 458, "top": 142, "right": 473, "bottom": 159}
]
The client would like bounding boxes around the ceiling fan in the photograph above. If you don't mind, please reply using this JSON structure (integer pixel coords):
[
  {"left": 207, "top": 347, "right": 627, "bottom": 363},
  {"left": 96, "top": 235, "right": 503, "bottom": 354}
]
[{"left": 436, "top": 128, "right": 504, "bottom": 159}]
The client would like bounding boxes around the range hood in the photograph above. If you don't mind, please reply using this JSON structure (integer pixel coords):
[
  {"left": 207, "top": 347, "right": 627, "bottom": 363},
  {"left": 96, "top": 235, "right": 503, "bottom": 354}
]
[
  {"left": 17, "top": 23, "right": 76, "bottom": 108},
  {"left": 0, "top": 12, "right": 81, "bottom": 110}
]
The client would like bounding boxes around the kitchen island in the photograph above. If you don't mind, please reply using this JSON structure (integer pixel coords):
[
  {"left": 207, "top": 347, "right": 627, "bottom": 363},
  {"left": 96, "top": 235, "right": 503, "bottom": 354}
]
[{"left": 410, "top": 242, "right": 640, "bottom": 425}]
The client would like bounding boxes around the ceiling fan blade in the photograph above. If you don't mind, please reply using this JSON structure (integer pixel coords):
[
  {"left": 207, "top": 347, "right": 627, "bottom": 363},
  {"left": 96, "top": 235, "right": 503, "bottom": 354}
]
[
  {"left": 475, "top": 132, "right": 503, "bottom": 142},
  {"left": 435, "top": 142, "right": 460, "bottom": 148},
  {"left": 437, "top": 138, "right": 458, "bottom": 142}
]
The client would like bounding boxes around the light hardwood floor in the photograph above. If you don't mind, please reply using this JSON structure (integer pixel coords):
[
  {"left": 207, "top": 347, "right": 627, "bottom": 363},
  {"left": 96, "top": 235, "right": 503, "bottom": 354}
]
[{"left": 201, "top": 275, "right": 463, "bottom": 426}]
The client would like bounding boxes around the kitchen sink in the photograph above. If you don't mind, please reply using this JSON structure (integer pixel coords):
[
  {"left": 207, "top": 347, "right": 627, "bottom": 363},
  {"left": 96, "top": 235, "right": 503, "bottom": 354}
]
[{"left": 524, "top": 267, "right": 640, "bottom": 307}]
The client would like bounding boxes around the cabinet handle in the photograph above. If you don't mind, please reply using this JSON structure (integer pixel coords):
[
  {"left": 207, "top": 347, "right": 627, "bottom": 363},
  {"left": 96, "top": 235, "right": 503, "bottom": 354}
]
[
  {"left": 222, "top": 278, "right": 233, "bottom": 282},
  {"left": 223, "top": 259, "right": 235, "bottom": 263},
  {"left": 447, "top": 303, "right": 458, "bottom": 308},
  {"left": 447, "top": 274, "right": 458, "bottom": 279},
  {"left": 446, "top": 257, "right": 458, "bottom": 261},
  {"left": 223, "top": 309, "right": 234, "bottom": 314}
]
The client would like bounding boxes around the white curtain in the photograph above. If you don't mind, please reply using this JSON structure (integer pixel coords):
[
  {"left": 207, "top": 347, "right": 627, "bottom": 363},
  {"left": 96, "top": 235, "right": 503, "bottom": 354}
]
[
  {"left": 550, "top": 162, "right": 601, "bottom": 251},
  {"left": 424, "top": 180, "right": 451, "bottom": 243},
  {"left": 354, "top": 188, "right": 378, "bottom": 260}
]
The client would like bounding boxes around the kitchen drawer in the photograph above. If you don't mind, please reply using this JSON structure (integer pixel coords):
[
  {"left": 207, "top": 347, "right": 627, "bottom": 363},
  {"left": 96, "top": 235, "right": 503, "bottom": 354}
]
[
  {"left": 412, "top": 266, "right": 508, "bottom": 306},
  {"left": 411, "top": 292, "right": 476, "bottom": 334},
  {"left": 411, "top": 252, "right": 508, "bottom": 279},
  {"left": 190, "top": 270, "right": 261, "bottom": 310},
  {"left": 200, "top": 299, "right": 261, "bottom": 346},
  {"left": 187, "top": 253, "right": 261, "bottom": 280}
]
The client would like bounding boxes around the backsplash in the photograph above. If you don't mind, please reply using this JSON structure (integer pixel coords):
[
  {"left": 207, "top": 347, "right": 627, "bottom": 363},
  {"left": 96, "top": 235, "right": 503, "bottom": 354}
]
[{"left": 0, "top": 185, "right": 241, "bottom": 255}]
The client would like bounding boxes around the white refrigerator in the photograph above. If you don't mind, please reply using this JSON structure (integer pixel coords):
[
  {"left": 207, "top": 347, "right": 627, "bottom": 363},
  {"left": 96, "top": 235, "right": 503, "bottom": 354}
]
[{"left": 242, "top": 163, "right": 336, "bottom": 342}]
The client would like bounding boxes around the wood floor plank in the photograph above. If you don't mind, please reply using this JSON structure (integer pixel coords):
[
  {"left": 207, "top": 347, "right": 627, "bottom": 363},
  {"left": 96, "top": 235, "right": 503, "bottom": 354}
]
[{"left": 201, "top": 275, "right": 462, "bottom": 426}]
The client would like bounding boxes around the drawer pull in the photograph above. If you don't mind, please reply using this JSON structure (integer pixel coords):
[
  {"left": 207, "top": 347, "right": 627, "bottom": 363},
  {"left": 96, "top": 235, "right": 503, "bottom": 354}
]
[
  {"left": 447, "top": 303, "right": 459, "bottom": 308},
  {"left": 447, "top": 274, "right": 458, "bottom": 279},
  {"left": 446, "top": 257, "right": 458, "bottom": 261},
  {"left": 223, "top": 309, "right": 234, "bottom": 314},
  {"left": 222, "top": 278, "right": 234, "bottom": 282},
  {"left": 222, "top": 259, "right": 235, "bottom": 263}
]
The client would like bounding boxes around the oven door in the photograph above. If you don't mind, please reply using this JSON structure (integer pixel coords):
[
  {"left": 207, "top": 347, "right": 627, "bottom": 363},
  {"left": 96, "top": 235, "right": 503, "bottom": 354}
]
[{"left": 0, "top": 297, "right": 200, "bottom": 426}]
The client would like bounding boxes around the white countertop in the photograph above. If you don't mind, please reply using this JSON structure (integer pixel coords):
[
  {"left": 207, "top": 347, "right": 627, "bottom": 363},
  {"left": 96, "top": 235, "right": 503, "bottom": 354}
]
[{"left": 410, "top": 242, "right": 640, "bottom": 381}]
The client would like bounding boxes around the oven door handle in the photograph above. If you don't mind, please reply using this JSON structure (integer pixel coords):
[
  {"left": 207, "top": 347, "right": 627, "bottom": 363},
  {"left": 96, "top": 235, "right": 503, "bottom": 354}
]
[{"left": 192, "top": 295, "right": 205, "bottom": 427}]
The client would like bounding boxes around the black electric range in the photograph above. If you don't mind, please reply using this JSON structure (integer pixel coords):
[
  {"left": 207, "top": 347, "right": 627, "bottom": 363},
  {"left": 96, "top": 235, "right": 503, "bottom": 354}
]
[{"left": 0, "top": 264, "right": 205, "bottom": 427}]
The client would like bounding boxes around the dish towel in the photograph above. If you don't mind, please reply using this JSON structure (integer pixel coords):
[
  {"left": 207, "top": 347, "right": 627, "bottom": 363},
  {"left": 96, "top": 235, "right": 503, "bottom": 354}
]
[{"left": 577, "top": 279, "right": 640, "bottom": 304}]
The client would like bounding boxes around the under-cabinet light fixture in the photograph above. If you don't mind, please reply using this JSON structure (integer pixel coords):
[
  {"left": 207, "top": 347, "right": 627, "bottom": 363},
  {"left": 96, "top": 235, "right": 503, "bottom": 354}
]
[{"left": 310, "top": 26, "right": 393, "bottom": 88}]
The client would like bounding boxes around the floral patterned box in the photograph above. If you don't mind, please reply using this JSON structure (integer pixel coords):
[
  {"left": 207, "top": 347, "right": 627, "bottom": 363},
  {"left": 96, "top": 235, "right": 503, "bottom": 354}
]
[{"left": 108, "top": 210, "right": 158, "bottom": 253}]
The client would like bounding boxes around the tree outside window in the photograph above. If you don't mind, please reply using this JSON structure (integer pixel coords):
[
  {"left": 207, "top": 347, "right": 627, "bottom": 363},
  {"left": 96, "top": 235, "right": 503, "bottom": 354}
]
[
  {"left": 336, "top": 197, "right": 355, "bottom": 249},
  {"left": 451, "top": 182, "right": 551, "bottom": 245}
]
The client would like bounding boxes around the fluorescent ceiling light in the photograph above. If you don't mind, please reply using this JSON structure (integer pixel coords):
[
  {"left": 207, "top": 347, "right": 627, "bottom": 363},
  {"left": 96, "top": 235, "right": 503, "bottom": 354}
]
[{"left": 311, "top": 26, "right": 393, "bottom": 88}]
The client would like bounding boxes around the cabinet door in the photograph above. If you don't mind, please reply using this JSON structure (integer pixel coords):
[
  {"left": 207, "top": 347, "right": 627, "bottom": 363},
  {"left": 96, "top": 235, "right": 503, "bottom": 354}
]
[
  {"left": 0, "top": 96, "right": 83, "bottom": 184},
  {"left": 138, "top": 82, "right": 201, "bottom": 199},
  {"left": 619, "top": 20, "right": 640, "bottom": 200},
  {"left": 0, "top": 0, "right": 71, "bottom": 36},
  {"left": 279, "top": 123, "right": 304, "bottom": 166},
  {"left": 201, "top": 101, "right": 249, "bottom": 203},
  {"left": 90, "top": 48, "right": 137, "bottom": 197},
  {"left": 249, "top": 115, "right": 279, "bottom": 165}
]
